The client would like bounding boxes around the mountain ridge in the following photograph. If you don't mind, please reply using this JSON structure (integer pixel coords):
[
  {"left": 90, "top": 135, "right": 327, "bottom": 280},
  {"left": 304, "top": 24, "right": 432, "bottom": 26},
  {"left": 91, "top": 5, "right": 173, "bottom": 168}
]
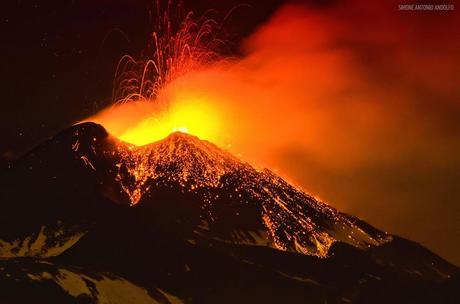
[
  {"left": 0, "top": 122, "right": 458, "bottom": 303},
  {"left": 68, "top": 122, "right": 391, "bottom": 257}
]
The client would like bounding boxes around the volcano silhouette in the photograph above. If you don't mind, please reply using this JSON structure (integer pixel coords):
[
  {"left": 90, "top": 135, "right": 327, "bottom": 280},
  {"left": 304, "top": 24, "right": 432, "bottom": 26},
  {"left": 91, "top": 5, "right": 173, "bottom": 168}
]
[{"left": 0, "top": 122, "right": 458, "bottom": 304}]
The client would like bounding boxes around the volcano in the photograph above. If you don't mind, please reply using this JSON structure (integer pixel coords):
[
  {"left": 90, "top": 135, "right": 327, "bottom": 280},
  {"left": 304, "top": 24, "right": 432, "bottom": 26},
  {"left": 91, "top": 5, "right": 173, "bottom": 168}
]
[{"left": 0, "top": 122, "right": 458, "bottom": 303}]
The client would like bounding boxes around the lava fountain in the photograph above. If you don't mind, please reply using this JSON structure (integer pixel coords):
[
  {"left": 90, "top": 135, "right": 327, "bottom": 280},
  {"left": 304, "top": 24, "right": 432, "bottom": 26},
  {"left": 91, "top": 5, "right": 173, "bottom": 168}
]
[{"left": 87, "top": 1, "right": 228, "bottom": 147}]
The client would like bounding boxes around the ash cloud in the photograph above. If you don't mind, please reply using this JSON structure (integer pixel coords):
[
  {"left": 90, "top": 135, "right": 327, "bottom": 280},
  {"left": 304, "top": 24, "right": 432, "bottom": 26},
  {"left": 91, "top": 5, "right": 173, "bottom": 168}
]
[{"left": 162, "top": 0, "right": 460, "bottom": 263}]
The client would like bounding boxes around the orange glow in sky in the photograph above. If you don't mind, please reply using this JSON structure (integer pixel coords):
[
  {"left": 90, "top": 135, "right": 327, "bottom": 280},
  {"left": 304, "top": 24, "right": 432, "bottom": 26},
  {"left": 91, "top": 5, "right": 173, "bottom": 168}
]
[
  {"left": 119, "top": 99, "right": 220, "bottom": 146},
  {"left": 88, "top": 88, "right": 223, "bottom": 147}
]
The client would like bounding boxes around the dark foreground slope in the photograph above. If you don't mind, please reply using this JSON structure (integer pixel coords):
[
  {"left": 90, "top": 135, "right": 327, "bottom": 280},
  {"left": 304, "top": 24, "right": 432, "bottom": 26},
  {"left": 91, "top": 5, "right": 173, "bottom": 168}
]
[{"left": 0, "top": 122, "right": 458, "bottom": 303}]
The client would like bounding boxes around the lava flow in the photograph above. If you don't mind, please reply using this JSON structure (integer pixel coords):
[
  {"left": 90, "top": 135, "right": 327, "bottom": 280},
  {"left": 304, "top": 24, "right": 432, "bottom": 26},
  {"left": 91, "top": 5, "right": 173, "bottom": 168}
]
[{"left": 68, "top": 122, "right": 390, "bottom": 257}]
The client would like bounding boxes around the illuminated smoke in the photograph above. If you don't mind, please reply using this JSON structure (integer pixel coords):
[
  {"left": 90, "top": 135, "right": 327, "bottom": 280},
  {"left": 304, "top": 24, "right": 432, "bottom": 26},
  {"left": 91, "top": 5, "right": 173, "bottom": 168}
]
[{"left": 87, "top": 0, "right": 460, "bottom": 262}]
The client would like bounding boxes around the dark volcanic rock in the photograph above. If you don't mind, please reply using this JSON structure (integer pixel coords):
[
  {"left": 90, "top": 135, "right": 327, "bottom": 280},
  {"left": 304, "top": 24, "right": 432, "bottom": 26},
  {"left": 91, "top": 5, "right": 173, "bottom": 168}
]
[{"left": 0, "top": 122, "right": 458, "bottom": 303}]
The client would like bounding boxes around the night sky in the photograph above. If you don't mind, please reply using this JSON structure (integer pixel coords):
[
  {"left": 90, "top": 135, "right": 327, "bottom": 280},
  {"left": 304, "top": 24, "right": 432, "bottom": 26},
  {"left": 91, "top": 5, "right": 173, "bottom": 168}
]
[
  {"left": 0, "top": 0, "right": 285, "bottom": 156},
  {"left": 1, "top": 0, "right": 459, "bottom": 265}
]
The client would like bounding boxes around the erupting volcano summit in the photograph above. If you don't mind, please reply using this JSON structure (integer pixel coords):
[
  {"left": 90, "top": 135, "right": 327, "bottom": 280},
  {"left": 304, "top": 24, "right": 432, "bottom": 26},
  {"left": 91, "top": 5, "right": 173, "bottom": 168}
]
[
  {"left": 71, "top": 123, "right": 390, "bottom": 257},
  {"left": 0, "top": 122, "right": 458, "bottom": 303}
]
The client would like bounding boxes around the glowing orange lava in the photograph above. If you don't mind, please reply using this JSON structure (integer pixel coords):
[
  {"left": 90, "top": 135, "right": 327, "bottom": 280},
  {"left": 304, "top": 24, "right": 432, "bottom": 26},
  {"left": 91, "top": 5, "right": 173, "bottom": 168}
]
[
  {"left": 89, "top": 92, "right": 223, "bottom": 146},
  {"left": 86, "top": 2, "right": 226, "bottom": 146}
]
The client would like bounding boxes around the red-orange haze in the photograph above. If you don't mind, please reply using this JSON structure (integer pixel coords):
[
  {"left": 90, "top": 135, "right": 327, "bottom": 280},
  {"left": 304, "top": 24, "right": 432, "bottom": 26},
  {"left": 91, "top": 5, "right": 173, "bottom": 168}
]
[{"left": 89, "top": 0, "right": 460, "bottom": 264}]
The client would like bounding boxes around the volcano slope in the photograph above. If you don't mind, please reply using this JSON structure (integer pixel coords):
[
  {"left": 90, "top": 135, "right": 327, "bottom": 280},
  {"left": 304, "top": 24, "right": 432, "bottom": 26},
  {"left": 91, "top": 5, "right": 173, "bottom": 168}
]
[{"left": 0, "top": 122, "right": 458, "bottom": 303}]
